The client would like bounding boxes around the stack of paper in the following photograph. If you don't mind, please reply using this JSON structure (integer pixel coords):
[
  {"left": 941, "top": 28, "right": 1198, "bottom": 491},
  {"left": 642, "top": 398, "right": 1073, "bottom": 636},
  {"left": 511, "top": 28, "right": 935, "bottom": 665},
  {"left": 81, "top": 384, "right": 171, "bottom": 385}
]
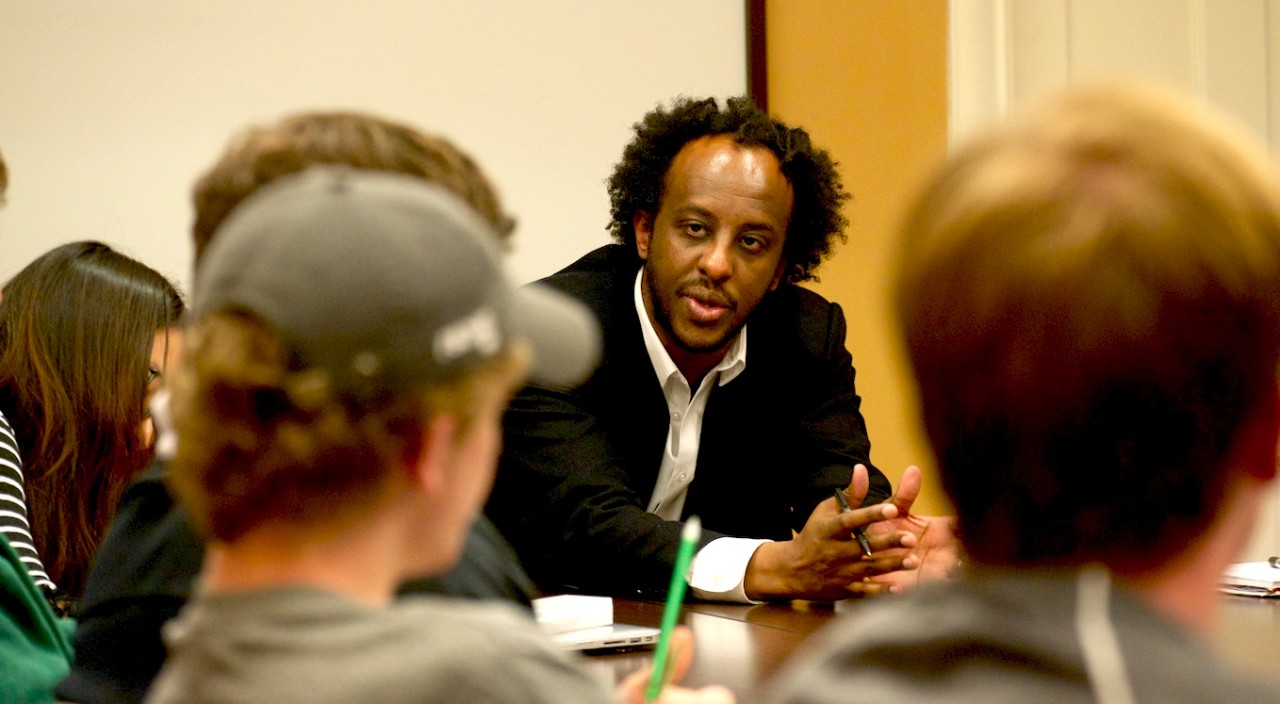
[
  {"left": 1220, "top": 561, "right": 1280, "bottom": 597},
  {"left": 532, "top": 594, "right": 614, "bottom": 634}
]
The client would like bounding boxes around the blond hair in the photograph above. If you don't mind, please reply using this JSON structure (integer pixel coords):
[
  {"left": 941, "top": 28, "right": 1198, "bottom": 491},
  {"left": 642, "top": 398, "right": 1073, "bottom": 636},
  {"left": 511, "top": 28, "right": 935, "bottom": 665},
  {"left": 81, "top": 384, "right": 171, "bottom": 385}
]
[{"left": 896, "top": 83, "right": 1280, "bottom": 570}]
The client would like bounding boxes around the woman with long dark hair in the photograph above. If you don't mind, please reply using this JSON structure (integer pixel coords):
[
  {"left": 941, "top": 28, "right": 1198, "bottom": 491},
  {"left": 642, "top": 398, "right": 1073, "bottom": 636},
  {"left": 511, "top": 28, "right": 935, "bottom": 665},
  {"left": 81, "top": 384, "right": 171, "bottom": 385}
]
[{"left": 0, "top": 241, "right": 184, "bottom": 611}]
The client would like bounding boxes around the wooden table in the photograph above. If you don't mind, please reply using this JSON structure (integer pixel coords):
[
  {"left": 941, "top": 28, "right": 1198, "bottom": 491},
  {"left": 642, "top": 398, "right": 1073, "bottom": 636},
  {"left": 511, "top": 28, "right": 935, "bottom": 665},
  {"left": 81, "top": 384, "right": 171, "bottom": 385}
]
[
  {"left": 579, "top": 599, "right": 835, "bottom": 703},
  {"left": 578, "top": 593, "right": 1280, "bottom": 703},
  {"left": 1216, "top": 594, "right": 1280, "bottom": 681}
]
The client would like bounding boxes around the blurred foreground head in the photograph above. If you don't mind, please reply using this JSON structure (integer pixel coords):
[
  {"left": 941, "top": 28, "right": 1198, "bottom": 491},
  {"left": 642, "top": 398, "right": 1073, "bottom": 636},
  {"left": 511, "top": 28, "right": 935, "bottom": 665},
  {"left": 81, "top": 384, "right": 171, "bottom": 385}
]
[
  {"left": 171, "top": 170, "right": 598, "bottom": 546},
  {"left": 895, "top": 83, "right": 1280, "bottom": 573}
]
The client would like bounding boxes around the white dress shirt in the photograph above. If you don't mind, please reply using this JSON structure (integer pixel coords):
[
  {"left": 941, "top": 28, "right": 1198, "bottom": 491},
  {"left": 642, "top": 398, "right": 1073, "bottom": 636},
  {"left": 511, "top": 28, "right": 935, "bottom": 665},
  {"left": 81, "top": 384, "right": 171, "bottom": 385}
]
[{"left": 634, "top": 273, "right": 767, "bottom": 603}]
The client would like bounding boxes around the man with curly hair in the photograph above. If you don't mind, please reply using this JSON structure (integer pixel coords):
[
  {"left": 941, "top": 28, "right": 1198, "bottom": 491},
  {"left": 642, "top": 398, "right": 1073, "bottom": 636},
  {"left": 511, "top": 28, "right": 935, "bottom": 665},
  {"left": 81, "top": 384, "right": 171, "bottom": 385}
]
[{"left": 488, "top": 97, "right": 953, "bottom": 603}]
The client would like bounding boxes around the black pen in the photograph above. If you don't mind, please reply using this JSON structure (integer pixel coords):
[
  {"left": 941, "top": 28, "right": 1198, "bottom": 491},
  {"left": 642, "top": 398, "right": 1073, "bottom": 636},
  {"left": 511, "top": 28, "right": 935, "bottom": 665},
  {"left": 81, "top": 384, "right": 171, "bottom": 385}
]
[{"left": 833, "top": 489, "right": 873, "bottom": 557}]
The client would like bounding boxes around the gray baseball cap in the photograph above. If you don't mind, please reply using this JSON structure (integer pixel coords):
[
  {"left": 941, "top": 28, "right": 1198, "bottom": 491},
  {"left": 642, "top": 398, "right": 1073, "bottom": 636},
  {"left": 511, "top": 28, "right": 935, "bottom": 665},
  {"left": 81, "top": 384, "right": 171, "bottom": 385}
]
[{"left": 192, "top": 168, "right": 600, "bottom": 397}]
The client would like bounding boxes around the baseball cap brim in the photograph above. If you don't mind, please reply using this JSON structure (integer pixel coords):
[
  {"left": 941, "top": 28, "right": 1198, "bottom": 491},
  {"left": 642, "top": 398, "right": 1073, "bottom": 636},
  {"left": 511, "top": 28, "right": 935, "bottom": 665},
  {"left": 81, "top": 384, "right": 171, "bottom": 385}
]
[{"left": 513, "top": 283, "right": 600, "bottom": 388}]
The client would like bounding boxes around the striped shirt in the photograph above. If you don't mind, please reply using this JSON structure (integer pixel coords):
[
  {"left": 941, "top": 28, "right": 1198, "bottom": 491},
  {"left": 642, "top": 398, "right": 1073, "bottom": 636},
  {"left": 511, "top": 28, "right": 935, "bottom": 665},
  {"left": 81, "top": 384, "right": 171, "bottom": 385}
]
[{"left": 0, "top": 408, "right": 54, "bottom": 592}]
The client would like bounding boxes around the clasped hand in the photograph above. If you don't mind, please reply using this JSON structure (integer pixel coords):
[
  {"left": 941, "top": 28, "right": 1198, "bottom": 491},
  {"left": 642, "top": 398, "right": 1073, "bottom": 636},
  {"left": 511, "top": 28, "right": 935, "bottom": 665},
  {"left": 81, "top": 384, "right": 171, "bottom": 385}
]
[
  {"left": 743, "top": 464, "right": 958, "bottom": 601},
  {"left": 863, "top": 464, "right": 960, "bottom": 591}
]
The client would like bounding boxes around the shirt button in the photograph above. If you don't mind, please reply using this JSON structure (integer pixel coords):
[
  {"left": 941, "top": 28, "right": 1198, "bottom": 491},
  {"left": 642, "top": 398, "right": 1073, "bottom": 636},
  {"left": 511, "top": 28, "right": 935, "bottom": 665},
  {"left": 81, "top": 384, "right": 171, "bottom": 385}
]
[
  {"left": 671, "top": 411, "right": 681, "bottom": 421},
  {"left": 678, "top": 472, "right": 688, "bottom": 481}
]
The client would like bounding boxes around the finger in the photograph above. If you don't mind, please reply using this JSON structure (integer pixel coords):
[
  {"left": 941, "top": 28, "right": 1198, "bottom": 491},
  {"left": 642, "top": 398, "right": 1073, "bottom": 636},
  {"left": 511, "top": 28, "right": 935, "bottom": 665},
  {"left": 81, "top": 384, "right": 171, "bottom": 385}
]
[
  {"left": 863, "top": 529, "right": 917, "bottom": 553},
  {"left": 844, "top": 578, "right": 896, "bottom": 598},
  {"left": 659, "top": 685, "right": 736, "bottom": 704},
  {"left": 838, "top": 555, "right": 924, "bottom": 598},
  {"left": 874, "top": 552, "right": 920, "bottom": 572},
  {"left": 832, "top": 502, "right": 899, "bottom": 535},
  {"left": 700, "top": 685, "right": 737, "bottom": 704},
  {"left": 838, "top": 551, "right": 919, "bottom": 581},
  {"left": 616, "top": 669, "right": 649, "bottom": 704},
  {"left": 617, "top": 630, "right": 693, "bottom": 704},
  {"left": 867, "top": 564, "right": 932, "bottom": 594},
  {"left": 666, "top": 626, "right": 695, "bottom": 684},
  {"left": 842, "top": 463, "right": 870, "bottom": 507},
  {"left": 890, "top": 465, "right": 923, "bottom": 514},
  {"left": 621, "top": 628, "right": 725, "bottom": 704}
]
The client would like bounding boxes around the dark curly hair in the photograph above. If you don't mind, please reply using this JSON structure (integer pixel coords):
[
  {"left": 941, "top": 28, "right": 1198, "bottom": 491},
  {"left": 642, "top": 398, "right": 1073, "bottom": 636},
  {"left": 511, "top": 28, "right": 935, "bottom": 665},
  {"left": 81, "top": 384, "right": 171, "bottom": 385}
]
[{"left": 607, "top": 96, "right": 849, "bottom": 283}]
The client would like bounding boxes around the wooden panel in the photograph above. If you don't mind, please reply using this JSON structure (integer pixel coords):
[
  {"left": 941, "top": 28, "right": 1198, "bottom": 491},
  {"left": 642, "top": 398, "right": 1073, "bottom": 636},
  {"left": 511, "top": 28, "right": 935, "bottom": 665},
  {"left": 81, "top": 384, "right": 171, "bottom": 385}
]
[{"left": 767, "top": 0, "right": 951, "bottom": 514}]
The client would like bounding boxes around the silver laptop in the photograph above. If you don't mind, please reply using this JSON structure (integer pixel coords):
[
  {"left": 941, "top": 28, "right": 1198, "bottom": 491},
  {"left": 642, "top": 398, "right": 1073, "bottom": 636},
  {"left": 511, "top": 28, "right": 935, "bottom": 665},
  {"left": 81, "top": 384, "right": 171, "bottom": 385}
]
[{"left": 551, "top": 623, "right": 660, "bottom": 651}]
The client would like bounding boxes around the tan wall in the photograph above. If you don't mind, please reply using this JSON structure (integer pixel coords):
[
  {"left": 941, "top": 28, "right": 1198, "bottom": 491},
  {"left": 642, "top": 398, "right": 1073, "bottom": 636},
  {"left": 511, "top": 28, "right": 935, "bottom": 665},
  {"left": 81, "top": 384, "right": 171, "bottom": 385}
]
[{"left": 767, "top": 1, "right": 950, "bottom": 513}]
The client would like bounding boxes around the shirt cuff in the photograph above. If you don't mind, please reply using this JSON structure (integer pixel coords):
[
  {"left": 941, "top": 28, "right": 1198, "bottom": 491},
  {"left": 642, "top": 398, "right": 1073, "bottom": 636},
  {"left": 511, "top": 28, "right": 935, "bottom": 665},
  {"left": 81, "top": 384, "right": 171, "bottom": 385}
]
[{"left": 688, "top": 537, "right": 770, "bottom": 604}]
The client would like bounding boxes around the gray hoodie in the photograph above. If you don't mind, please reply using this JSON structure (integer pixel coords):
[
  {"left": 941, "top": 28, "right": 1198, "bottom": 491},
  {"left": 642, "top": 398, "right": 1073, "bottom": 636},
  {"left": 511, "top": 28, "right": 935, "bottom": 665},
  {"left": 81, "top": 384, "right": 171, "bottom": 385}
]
[{"left": 764, "top": 569, "right": 1280, "bottom": 704}]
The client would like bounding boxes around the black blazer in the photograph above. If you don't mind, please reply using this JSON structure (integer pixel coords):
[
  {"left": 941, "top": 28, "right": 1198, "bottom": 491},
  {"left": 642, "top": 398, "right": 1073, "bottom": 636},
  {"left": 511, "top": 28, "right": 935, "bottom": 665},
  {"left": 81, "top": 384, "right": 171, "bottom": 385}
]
[{"left": 487, "top": 245, "right": 888, "bottom": 597}]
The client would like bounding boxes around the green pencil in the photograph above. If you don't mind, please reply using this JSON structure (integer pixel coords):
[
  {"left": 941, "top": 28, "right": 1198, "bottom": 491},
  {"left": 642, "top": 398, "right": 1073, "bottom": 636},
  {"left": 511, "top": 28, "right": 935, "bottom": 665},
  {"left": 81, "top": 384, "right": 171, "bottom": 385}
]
[{"left": 646, "top": 515, "right": 701, "bottom": 702}]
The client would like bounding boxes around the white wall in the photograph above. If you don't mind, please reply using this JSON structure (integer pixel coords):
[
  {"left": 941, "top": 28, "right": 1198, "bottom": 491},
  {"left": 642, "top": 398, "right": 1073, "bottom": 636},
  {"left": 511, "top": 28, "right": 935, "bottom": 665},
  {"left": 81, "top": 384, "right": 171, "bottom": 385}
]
[
  {"left": 950, "top": 0, "right": 1280, "bottom": 561},
  {"left": 0, "top": 1, "right": 746, "bottom": 291}
]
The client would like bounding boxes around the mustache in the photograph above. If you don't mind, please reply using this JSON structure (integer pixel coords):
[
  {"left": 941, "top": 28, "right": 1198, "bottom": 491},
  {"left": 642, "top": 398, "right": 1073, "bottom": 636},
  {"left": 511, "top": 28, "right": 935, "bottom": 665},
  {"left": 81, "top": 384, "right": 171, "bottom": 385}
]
[{"left": 678, "top": 280, "right": 735, "bottom": 310}]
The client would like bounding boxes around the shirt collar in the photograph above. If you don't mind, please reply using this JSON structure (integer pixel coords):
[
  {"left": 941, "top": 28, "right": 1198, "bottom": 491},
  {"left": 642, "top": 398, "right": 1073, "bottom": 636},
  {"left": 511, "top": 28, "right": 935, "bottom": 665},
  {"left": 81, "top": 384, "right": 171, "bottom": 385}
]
[{"left": 633, "top": 270, "right": 747, "bottom": 389}]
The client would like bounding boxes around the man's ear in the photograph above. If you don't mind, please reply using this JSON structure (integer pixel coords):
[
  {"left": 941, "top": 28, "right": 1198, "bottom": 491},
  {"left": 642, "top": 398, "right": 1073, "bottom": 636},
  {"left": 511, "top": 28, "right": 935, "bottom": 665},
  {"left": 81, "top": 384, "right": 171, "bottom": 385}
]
[
  {"left": 634, "top": 212, "right": 654, "bottom": 260},
  {"left": 405, "top": 415, "right": 459, "bottom": 496},
  {"left": 768, "top": 257, "right": 788, "bottom": 292}
]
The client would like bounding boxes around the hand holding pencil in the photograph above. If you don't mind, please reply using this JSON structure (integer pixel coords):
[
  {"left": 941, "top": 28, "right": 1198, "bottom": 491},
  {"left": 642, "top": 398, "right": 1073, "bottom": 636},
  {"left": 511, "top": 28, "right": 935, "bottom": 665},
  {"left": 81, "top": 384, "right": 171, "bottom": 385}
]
[
  {"left": 616, "top": 626, "right": 734, "bottom": 704},
  {"left": 616, "top": 516, "right": 735, "bottom": 703}
]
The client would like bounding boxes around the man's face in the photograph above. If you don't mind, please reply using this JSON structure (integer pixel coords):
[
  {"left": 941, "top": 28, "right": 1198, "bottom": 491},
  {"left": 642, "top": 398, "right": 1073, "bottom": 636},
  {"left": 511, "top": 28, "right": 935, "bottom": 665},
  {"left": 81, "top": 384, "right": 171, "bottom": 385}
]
[{"left": 635, "top": 135, "right": 793, "bottom": 370}]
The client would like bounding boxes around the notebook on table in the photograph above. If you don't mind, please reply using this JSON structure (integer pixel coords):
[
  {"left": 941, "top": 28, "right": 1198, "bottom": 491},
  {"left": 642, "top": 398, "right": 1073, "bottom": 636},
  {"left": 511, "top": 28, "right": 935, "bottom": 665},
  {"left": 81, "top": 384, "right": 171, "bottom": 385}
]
[{"left": 1221, "top": 560, "right": 1280, "bottom": 597}]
